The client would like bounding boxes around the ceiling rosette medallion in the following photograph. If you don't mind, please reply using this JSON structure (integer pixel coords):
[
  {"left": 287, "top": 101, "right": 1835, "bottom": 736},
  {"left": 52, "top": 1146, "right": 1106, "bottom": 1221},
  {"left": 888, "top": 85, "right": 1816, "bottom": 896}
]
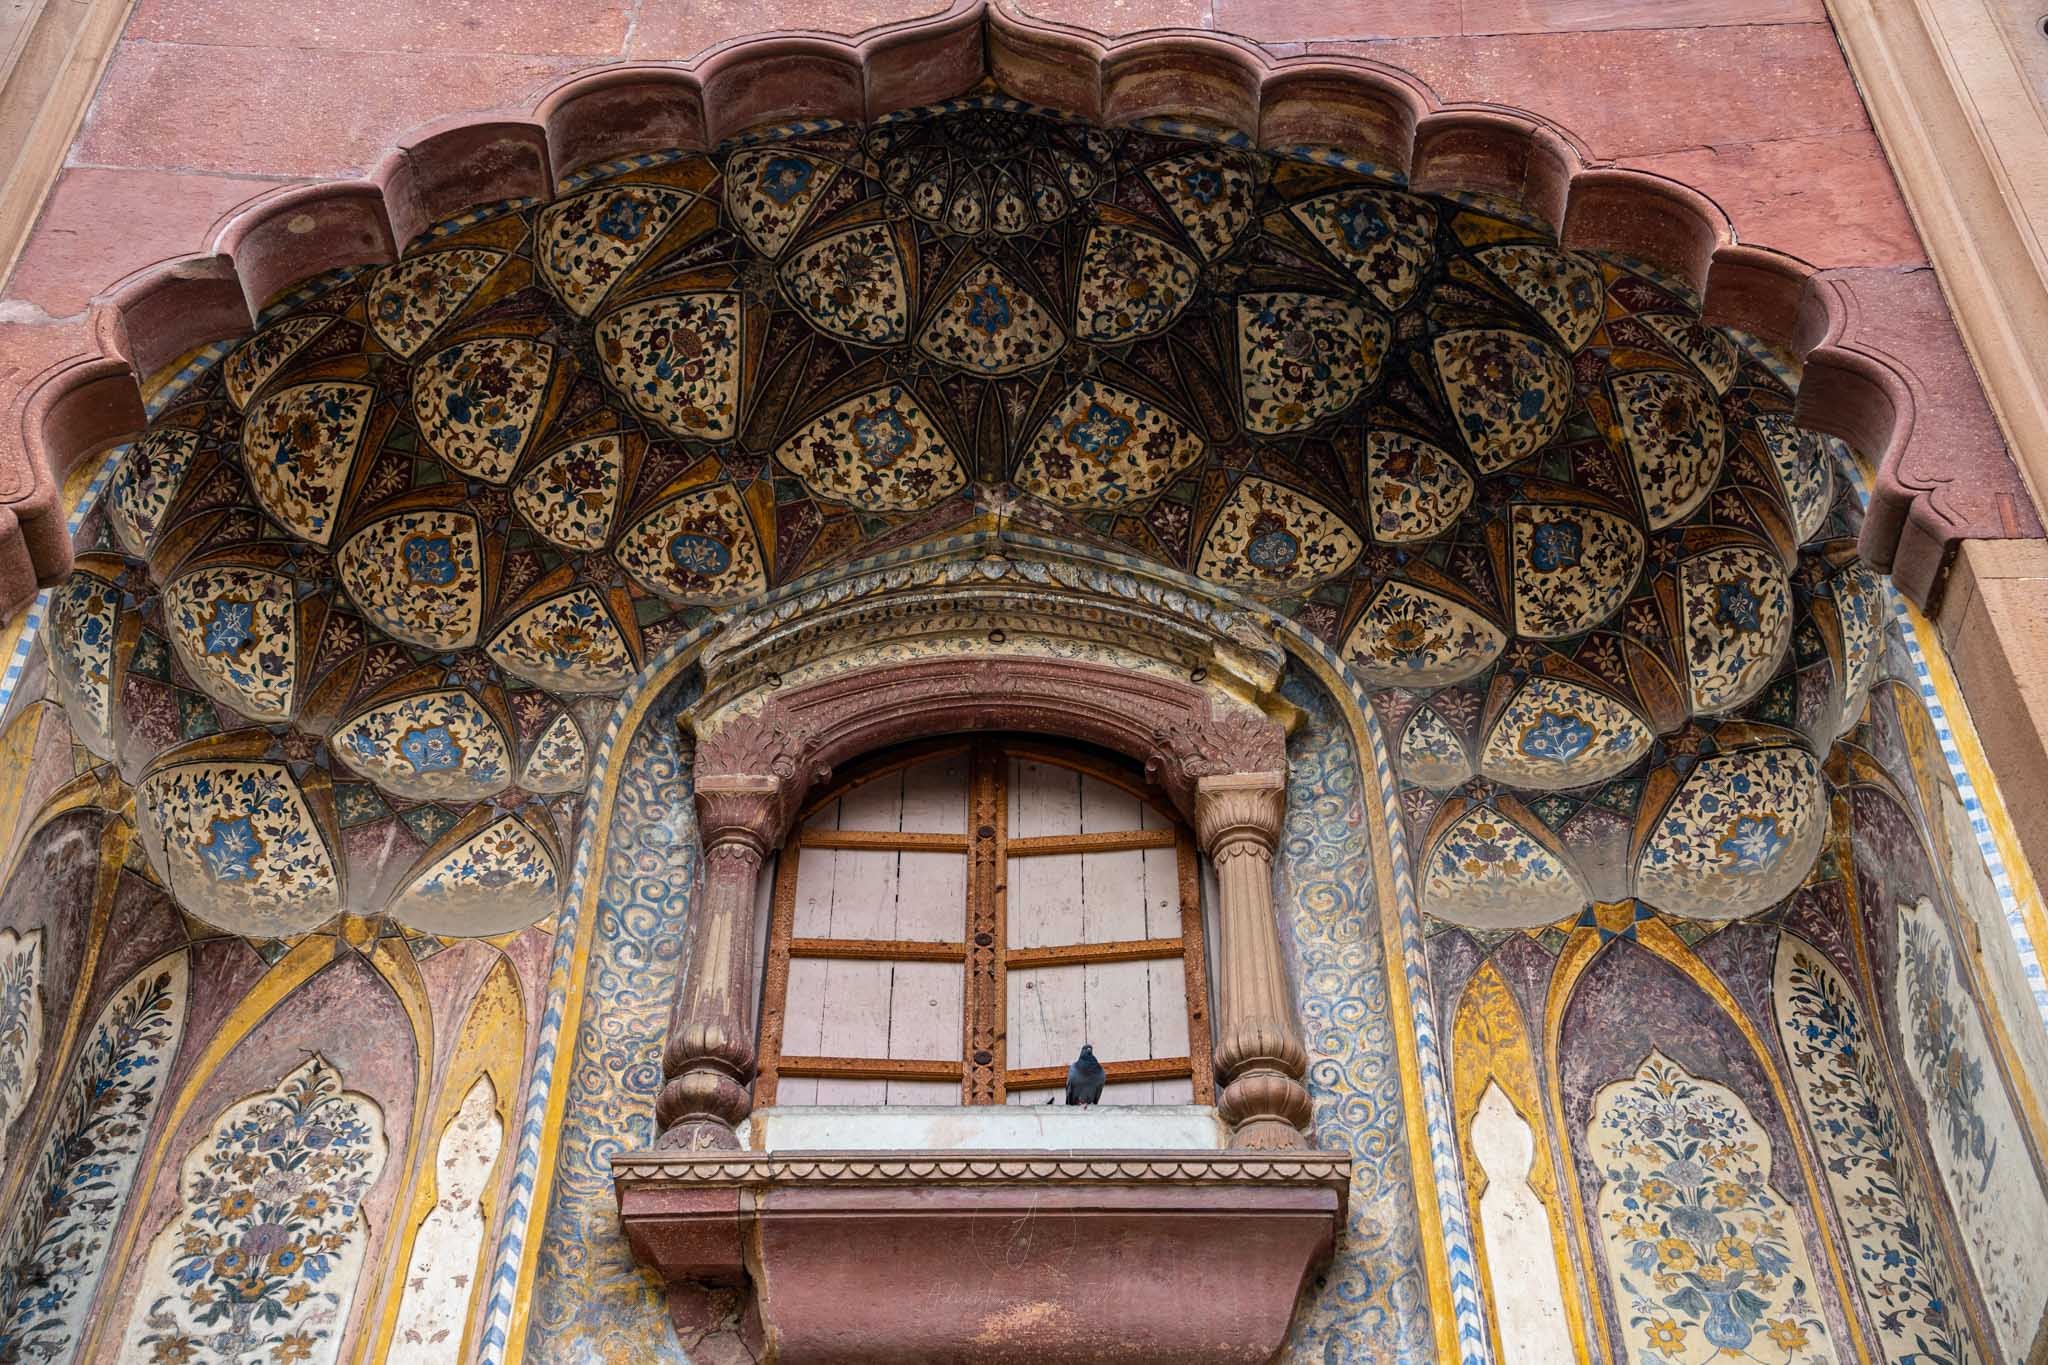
[
  {"left": 1422, "top": 801, "right": 1588, "bottom": 928},
  {"left": 336, "top": 506, "right": 486, "bottom": 650},
  {"left": 917, "top": 260, "right": 1065, "bottom": 375},
  {"left": 776, "top": 384, "right": 967, "bottom": 512},
  {"left": 241, "top": 374, "right": 381, "bottom": 545},
  {"left": 365, "top": 249, "right": 507, "bottom": 358},
  {"left": 1475, "top": 245, "right": 1605, "bottom": 352},
  {"left": 1073, "top": 221, "right": 1197, "bottom": 343},
  {"left": 725, "top": 139, "right": 852, "bottom": 256},
  {"left": 1433, "top": 327, "right": 1571, "bottom": 471},
  {"left": 1195, "top": 477, "right": 1361, "bottom": 593},
  {"left": 107, "top": 428, "right": 202, "bottom": 560},
  {"left": 1365, "top": 432, "right": 1473, "bottom": 542},
  {"left": 513, "top": 435, "right": 628, "bottom": 553},
  {"left": 1142, "top": 150, "right": 1257, "bottom": 260},
  {"left": 485, "top": 587, "right": 639, "bottom": 693},
  {"left": 1604, "top": 367, "right": 1726, "bottom": 529},
  {"left": 537, "top": 164, "right": 715, "bottom": 316},
  {"left": 162, "top": 562, "right": 301, "bottom": 724},
  {"left": 595, "top": 285, "right": 753, "bottom": 441},
  {"left": 1235, "top": 292, "right": 1387, "bottom": 435},
  {"left": 1477, "top": 676, "right": 1653, "bottom": 790},
  {"left": 410, "top": 331, "right": 567, "bottom": 484},
  {"left": 1633, "top": 738, "right": 1824, "bottom": 919},
  {"left": 1343, "top": 580, "right": 1506, "bottom": 687},
  {"left": 780, "top": 219, "right": 915, "bottom": 346},
  {"left": 615, "top": 483, "right": 769, "bottom": 602},
  {"left": 330, "top": 688, "right": 514, "bottom": 803},
  {"left": 1508, "top": 501, "right": 1644, "bottom": 640},
  {"left": 1284, "top": 187, "right": 1436, "bottom": 312},
  {"left": 1015, "top": 379, "right": 1204, "bottom": 511},
  {"left": 387, "top": 813, "right": 561, "bottom": 936},
  {"left": 136, "top": 750, "right": 342, "bottom": 937}
]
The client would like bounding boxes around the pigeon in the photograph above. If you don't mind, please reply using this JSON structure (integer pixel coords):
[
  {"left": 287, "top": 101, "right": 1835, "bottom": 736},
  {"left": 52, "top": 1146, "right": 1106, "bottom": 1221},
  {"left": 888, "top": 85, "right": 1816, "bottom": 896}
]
[{"left": 1065, "top": 1044, "right": 1106, "bottom": 1106}]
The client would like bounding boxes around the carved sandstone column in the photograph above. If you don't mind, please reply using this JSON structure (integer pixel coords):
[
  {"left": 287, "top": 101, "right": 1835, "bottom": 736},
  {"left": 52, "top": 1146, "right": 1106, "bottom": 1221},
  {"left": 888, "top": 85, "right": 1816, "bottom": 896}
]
[
  {"left": 1195, "top": 771, "right": 1313, "bottom": 1150},
  {"left": 655, "top": 717, "right": 818, "bottom": 1150}
]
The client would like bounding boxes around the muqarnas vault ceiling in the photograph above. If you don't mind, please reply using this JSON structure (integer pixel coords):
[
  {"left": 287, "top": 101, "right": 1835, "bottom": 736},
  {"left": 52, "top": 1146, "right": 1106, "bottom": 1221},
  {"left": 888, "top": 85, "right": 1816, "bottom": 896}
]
[{"left": 40, "top": 98, "right": 1881, "bottom": 940}]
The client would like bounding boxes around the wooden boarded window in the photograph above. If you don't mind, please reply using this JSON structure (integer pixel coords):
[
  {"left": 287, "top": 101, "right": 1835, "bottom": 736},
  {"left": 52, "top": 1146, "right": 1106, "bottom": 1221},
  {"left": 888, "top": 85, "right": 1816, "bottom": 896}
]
[{"left": 756, "top": 737, "right": 1215, "bottom": 1107}]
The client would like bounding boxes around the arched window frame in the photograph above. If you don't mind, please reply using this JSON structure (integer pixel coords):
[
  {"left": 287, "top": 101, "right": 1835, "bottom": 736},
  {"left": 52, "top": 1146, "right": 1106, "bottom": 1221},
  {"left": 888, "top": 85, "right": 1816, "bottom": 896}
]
[
  {"left": 752, "top": 734, "right": 1218, "bottom": 1109},
  {"left": 651, "top": 652, "right": 1312, "bottom": 1153}
]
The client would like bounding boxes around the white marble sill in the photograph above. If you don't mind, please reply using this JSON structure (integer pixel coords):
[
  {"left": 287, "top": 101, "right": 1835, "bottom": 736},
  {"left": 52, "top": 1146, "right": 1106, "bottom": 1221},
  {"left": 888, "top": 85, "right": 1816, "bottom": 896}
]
[{"left": 746, "top": 1104, "right": 1227, "bottom": 1152}]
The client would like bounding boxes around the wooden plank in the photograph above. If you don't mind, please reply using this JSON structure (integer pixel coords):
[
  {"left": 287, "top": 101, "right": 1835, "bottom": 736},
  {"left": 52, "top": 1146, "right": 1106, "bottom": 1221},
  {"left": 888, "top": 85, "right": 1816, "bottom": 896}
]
[
  {"left": 1004, "top": 937, "right": 1183, "bottom": 969},
  {"left": 798, "top": 829, "right": 972, "bottom": 852},
  {"left": 1177, "top": 830, "right": 1216, "bottom": 1105},
  {"left": 1078, "top": 776, "right": 1152, "bottom": 1076},
  {"left": 789, "top": 937, "right": 967, "bottom": 963},
  {"left": 778, "top": 1056, "right": 964, "bottom": 1082},
  {"left": 1005, "top": 829, "right": 1177, "bottom": 856},
  {"left": 1005, "top": 755, "right": 1085, "bottom": 1072},
  {"left": 1003, "top": 1056, "right": 1193, "bottom": 1088},
  {"left": 756, "top": 842, "right": 803, "bottom": 1108}
]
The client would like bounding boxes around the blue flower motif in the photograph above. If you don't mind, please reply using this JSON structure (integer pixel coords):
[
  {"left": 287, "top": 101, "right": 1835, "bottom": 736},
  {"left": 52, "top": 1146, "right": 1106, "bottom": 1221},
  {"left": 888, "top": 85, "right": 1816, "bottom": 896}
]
[
  {"left": 1716, "top": 813, "right": 1787, "bottom": 870},
  {"left": 759, "top": 156, "right": 814, "bottom": 205},
  {"left": 1245, "top": 529, "right": 1300, "bottom": 570},
  {"left": 403, "top": 535, "right": 459, "bottom": 586},
  {"left": 595, "top": 194, "right": 653, "bottom": 242},
  {"left": 1064, "top": 403, "right": 1134, "bottom": 455},
  {"left": 668, "top": 533, "right": 732, "bottom": 577},
  {"left": 851, "top": 407, "right": 916, "bottom": 467},
  {"left": 1518, "top": 709, "right": 1596, "bottom": 762},
  {"left": 399, "top": 724, "right": 464, "bottom": 774},
  {"left": 1527, "top": 519, "right": 1583, "bottom": 572},
  {"left": 1335, "top": 201, "right": 1392, "bottom": 252},
  {"left": 202, "top": 599, "right": 256, "bottom": 656},
  {"left": 965, "top": 281, "right": 1013, "bottom": 336},
  {"left": 1714, "top": 581, "right": 1762, "bottom": 633},
  {"left": 1180, "top": 168, "right": 1223, "bottom": 205},
  {"left": 197, "top": 815, "right": 263, "bottom": 882}
]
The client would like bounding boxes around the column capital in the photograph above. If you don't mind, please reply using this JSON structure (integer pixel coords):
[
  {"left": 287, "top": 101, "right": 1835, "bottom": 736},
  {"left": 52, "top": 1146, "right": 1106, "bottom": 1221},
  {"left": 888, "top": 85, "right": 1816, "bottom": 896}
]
[{"left": 1194, "top": 771, "right": 1287, "bottom": 863}]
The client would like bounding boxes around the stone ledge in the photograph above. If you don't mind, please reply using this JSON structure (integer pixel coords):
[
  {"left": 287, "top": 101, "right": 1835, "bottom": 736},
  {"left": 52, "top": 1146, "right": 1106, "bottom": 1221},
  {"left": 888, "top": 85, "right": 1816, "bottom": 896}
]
[{"left": 614, "top": 1146, "right": 1350, "bottom": 1363}]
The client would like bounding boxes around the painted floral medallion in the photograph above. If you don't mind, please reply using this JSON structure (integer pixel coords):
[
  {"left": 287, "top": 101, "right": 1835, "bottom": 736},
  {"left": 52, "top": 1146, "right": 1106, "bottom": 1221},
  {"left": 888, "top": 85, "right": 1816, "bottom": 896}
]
[
  {"left": 1288, "top": 188, "right": 1437, "bottom": 312},
  {"left": 539, "top": 183, "right": 692, "bottom": 316},
  {"left": 1236, "top": 292, "right": 1386, "bottom": 434},
  {"left": 337, "top": 509, "right": 485, "bottom": 650},
  {"left": 485, "top": 588, "right": 638, "bottom": 693},
  {"left": 779, "top": 224, "right": 910, "bottom": 346},
  {"left": 614, "top": 483, "right": 768, "bottom": 602},
  {"left": 331, "top": 689, "right": 513, "bottom": 802},
  {"left": 513, "top": 436, "right": 626, "bottom": 552},
  {"left": 1195, "top": 477, "right": 1362, "bottom": 592},
  {"left": 410, "top": 337, "right": 555, "bottom": 484},
  {"left": 367, "top": 250, "right": 504, "bottom": 358},
  {"left": 1073, "top": 222, "right": 1197, "bottom": 342},
  {"left": 595, "top": 292, "right": 744, "bottom": 440},
  {"left": 917, "top": 263, "right": 1065, "bottom": 374},
  {"left": 162, "top": 565, "right": 300, "bottom": 722},
  {"left": 1015, "top": 380, "right": 1204, "bottom": 510},
  {"left": 776, "top": 385, "right": 966, "bottom": 512},
  {"left": 241, "top": 381, "right": 378, "bottom": 545},
  {"left": 1477, "top": 244, "right": 1605, "bottom": 352},
  {"left": 1434, "top": 328, "right": 1571, "bottom": 471}
]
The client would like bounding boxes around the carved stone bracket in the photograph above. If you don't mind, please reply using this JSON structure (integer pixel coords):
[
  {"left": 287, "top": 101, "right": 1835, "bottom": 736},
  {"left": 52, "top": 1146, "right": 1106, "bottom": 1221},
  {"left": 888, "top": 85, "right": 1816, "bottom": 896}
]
[{"left": 613, "top": 1147, "right": 1349, "bottom": 1363}]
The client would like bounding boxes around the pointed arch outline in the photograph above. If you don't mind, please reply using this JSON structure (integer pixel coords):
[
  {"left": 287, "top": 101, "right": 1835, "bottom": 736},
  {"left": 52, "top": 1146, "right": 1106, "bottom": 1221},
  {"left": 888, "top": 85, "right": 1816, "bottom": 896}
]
[{"left": 1540, "top": 908, "right": 1876, "bottom": 1361}]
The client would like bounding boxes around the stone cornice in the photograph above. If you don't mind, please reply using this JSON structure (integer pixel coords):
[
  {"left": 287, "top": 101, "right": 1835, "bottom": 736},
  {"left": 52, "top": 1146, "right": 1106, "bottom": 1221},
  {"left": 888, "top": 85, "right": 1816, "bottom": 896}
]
[
  {"left": 612, "top": 1147, "right": 1352, "bottom": 1189},
  {"left": 0, "top": 1, "right": 2032, "bottom": 613},
  {"left": 1824, "top": 0, "right": 2048, "bottom": 590}
]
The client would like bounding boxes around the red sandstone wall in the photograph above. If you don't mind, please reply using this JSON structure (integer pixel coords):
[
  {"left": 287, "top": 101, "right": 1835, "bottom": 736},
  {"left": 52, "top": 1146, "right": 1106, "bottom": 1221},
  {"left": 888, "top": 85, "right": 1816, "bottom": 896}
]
[{"left": 0, "top": 0, "right": 1922, "bottom": 526}]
